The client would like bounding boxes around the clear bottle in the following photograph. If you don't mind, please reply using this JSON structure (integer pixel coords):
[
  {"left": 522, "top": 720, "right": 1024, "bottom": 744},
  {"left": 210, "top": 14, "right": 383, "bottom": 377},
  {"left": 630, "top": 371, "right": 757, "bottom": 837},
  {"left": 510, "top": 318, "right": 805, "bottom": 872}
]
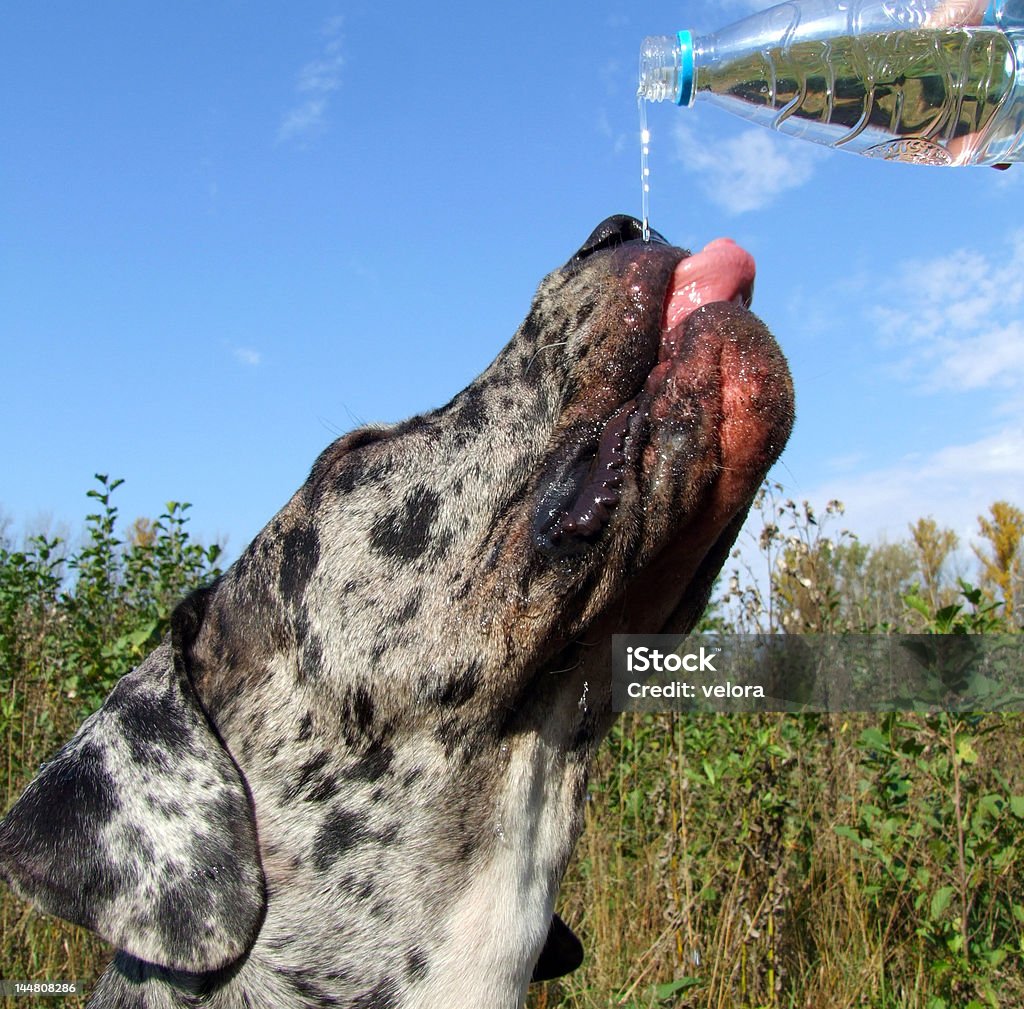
[{"left": 638, "top": 0, "right": 1024, "bottom": 166}]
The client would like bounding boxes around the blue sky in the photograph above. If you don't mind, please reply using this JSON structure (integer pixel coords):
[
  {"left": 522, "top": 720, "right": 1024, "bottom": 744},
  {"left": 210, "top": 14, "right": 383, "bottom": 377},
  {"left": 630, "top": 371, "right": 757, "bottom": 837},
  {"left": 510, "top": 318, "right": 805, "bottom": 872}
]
[{"left": 3, "top": 1, "right": 1022, "bottom": 572}]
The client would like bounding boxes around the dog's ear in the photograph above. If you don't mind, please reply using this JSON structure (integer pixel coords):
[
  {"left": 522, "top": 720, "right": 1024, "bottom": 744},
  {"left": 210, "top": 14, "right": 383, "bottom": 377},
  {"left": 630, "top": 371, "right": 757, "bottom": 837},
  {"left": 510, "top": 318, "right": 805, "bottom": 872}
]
[{"left": 0, "top": 586, "right": 264, "bottom": 973}]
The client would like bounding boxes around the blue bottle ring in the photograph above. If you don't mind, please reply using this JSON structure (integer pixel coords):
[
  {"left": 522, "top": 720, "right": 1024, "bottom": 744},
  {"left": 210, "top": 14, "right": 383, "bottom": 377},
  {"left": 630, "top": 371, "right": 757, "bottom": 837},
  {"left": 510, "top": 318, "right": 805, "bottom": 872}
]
[{"left": 677, "top": 30, "right": 695, "bottom": 105}]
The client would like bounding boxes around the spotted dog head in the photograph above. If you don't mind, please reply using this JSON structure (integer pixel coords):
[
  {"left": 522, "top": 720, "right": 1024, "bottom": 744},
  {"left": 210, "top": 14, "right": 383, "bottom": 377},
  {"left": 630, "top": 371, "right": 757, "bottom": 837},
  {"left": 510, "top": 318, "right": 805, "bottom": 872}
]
[{"left": 0, "top": 216, "right": 793, "bottom": 1008}]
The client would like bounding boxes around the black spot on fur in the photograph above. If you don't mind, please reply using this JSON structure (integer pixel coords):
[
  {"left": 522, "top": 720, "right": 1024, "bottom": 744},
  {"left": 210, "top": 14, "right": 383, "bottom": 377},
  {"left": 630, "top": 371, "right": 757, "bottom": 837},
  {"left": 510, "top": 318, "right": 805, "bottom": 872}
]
[
  {"left": 574, "top": 301, "right": 596, "bottom": 329},
  {"left": 516, "top": 309, "right": 543, "bottom": 351},
  {"left": 150, "top": 796, "right": 186, "bottom": 819},
  {"left": 433, "top": 660, "right": 481, "bottom": 707},
  {"left": 406, "top": 948, "right": 429, "bottom": 981},
  {"left": 312, "top": 808, "right": 372, "bottom": 872},
  {"left": 429, "top": 525, "right": 454, "bottom": 562},
  {"left": 433, "top": 714, "right": 481, "bottom": 760},
  {"left": 119, "top": 821, "right": 156, "bottom": 861},
  {"left": 334, "top": 456, "right": 367, "bottom": 495},
  {"left": 337, "top": 454, "right": 395, "bottom": 497},
  {"left": 340, "top": 872, "right": 376, "bottom": 902},
  {"left": 369, "top": 487, "right": 441, "bottom": 562},
  {"left": 562, "top": 371, "right": 580, "bottom": 406},
  {"left": 351, "top": 687, "right": 375, "bottom": 734},
  {"left": 370, "top": 898, "right": 394, "bottom": 923},
  {"left": 310, "top": 427, "right": 390, "bottom": 499},
  {"left": 279, "top": 523, "right": 320, "bottom": 607},
  {"left": 154, "top": 879, "right": 215, "bottom": 964},
  {"left": 8, "top": 743, "right": 122, "bottom": 878},
  {"left": 297, "top": 712, "right": 314, "bottom": 742},
  {"left": 14, "top": 737, "right": 120, "bottom": 848},
  {"left": 394, "top": 590, "right": 422, "bottom": 625},
  {"left": 454, "top": 385, "right": 488, "bottom": 430},
  {"left": 293, "top": 752, "right": 331, "bottom": 795},
  {"left": 306, "top": 776, "right": 339, "bottom": 803},
  {"left": 107, "top": 677, "right": 198, "bottom": 768},
  {"left": 298, "top": 628, "right": 325, "bottom": 684},
  {"left": 352, "top": 976, "right": 400, "bottom": 1009},
  {"left": 281, "top": 967, "right": 341, "bottom": 1006},
  {"left": 343, "top": 741, "right": 394, "bottom": 783}
]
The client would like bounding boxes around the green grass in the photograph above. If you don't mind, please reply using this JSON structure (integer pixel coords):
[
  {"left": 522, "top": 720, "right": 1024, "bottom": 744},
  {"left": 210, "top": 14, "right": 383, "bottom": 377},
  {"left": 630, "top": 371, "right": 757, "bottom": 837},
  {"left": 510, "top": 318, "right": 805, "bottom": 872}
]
[{"left": 531, "top": 710, "right": 1024, "bottom": 1009}]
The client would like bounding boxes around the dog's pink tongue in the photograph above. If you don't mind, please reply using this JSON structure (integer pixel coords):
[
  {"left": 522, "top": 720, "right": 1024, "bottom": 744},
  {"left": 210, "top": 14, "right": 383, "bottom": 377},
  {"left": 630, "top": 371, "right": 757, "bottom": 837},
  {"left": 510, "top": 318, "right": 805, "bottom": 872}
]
[{"left": 663, "top": 238, "right": 756, "bottom": 333}]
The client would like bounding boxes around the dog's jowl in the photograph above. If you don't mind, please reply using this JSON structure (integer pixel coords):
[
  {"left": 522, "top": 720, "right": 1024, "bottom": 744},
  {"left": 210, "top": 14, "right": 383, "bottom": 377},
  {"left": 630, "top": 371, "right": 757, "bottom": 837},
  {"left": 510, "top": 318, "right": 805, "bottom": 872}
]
[{"left": 0, "top": 216, "right": 793, "bottom": 1009}]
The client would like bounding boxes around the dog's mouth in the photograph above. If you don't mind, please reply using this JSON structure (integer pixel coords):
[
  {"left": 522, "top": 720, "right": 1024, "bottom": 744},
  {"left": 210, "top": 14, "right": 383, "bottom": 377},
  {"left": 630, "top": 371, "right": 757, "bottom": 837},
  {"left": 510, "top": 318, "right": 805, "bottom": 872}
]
[{"left": 533, "top": 218, "right": 784, "bottom": 564}]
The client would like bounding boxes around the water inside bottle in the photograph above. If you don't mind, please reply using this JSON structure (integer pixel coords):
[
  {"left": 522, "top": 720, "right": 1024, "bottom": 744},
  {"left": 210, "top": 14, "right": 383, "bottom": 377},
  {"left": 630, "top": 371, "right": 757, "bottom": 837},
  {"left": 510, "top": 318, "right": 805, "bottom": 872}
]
[
  {"left": 703, "top": 28, "right": 1017, "bottom": 164},
  {"left": 639, "top": 96, "right": 652, "bottom": 241}
]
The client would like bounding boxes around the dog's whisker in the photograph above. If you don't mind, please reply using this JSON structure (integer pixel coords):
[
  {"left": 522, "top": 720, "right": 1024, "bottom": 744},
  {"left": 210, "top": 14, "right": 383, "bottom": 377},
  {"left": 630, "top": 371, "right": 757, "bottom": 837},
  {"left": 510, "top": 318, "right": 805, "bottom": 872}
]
[{"left": 525, "top": 339, "right": 570, "bottom": 375}]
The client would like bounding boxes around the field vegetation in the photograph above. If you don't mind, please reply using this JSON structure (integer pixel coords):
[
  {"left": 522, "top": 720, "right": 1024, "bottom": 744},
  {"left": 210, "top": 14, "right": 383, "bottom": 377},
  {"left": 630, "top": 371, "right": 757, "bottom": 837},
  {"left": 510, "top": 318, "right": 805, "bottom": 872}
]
[{"left": 0, "top": 477, "right": 1021, "bottom": 1009}]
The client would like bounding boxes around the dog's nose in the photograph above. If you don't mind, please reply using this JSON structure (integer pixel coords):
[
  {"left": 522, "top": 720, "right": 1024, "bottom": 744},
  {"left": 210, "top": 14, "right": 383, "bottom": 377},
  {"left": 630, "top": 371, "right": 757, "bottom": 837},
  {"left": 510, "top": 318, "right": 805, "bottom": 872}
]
[{"left": 572, "top": 215, "right": 668, "bottom": 263}]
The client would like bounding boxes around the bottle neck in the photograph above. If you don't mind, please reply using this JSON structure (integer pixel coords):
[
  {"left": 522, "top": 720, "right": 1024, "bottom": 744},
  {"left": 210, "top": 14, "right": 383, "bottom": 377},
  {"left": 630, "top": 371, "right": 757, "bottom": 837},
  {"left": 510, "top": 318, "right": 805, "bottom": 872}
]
[{"left": 638, "top": 32, "right": 697, "bottom": 105}]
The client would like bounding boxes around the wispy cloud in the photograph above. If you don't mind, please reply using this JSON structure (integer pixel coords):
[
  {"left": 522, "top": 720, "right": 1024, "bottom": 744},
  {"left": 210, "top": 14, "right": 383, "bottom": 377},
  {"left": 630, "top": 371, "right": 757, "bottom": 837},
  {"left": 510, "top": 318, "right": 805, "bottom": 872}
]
[
  {"left": 277, "top": 16, "right": 345, "bottom": 145},
  {"left": 804, "top": 424, "right": 1024, "bottom": 543},
  {"left": 872, "top": 232, "right": 1024, "bottom": 393},
  {"left": 671, "top": 120, "right": 822, "bottom": 214},
  {"left": 233, "top": 346, "right": 262, "bottom": 367},
  {"left": 794, "top": 233, "right": 1024, "bottom": 541}
]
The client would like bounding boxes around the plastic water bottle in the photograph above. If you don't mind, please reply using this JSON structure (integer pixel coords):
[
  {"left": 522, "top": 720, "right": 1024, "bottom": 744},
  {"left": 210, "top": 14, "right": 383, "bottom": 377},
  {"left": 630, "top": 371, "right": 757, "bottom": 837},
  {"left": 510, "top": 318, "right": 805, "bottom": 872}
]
[{"left": 638, "top": 0, "right": 1024, "bottom": 166}]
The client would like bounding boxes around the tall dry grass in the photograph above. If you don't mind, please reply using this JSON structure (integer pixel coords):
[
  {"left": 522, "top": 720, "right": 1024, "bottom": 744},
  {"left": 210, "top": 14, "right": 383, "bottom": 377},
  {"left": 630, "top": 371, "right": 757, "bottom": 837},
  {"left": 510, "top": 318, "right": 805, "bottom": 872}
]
[{"left": 532, "top": 711, "right": 1024, "bottom": 1009}]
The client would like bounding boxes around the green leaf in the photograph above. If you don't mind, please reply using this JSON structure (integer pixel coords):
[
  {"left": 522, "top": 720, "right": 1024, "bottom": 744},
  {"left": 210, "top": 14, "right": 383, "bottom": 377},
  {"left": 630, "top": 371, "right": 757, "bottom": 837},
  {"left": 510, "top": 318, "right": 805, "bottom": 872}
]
[
  {"left": 956, "top": 739, "right": 979, "bottom": 765},
  {"left": 858, "top": 727, "right": 890, "bottom": 752},
  {"left": 653, "top": 978, "right": 701, "bottom": 1000},
  {"left": 930, "top": 886, "right": 955, "bottom": 921},
  {"left": 905, "top": 593, "right": 932, "bottom": 618},
  {"left": 1010, "top": 796, "right": 1024, "bottom": 820}
]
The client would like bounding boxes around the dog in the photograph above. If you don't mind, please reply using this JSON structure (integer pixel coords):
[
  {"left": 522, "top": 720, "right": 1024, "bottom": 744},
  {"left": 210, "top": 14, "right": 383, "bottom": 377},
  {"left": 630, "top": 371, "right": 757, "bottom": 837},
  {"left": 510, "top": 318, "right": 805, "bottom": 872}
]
[{"left": 0, "top": 215, "right": 793, "bottom": 1008}]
